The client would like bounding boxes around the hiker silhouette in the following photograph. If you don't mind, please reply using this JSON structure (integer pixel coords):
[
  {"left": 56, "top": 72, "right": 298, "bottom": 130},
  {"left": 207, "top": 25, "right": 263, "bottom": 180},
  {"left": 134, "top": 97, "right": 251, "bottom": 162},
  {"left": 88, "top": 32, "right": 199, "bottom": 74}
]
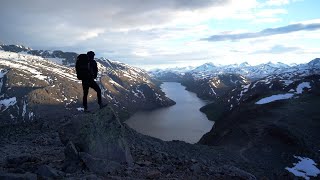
[{"left": 75, "top": 51, "right": 103, "bottom": 111}]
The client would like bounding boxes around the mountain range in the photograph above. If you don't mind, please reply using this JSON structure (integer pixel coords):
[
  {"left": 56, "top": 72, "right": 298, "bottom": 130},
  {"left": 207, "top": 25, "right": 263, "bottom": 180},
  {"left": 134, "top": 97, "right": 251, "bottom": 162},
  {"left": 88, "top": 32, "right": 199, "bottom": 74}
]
[
  {"left": 0, "top": 45, "right": 260, "bottom": 179},
  {"left": 0, "top": 45, "right": 174, "bottom": 126},
  {"left": 150, "top": 58, "right": 320, "bottom": 80},
  {"left": 150, "top": 58, "right": 320, "bottom": 99},
  {"left": 150, "top": 55, "right": 320, "bottom": 179},
  {"left": 1, "top": 44, "right": 320, "bottom": 179},
  {"left": 0, "top": 44, "right": 78, "bottom": 65}
]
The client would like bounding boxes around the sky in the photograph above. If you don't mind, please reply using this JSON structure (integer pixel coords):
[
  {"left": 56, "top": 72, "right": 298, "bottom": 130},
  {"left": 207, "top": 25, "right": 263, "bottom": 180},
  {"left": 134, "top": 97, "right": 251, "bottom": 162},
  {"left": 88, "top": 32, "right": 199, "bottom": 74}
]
[{"left": 1, "top": 0, "right": 320, "bottom": 69}]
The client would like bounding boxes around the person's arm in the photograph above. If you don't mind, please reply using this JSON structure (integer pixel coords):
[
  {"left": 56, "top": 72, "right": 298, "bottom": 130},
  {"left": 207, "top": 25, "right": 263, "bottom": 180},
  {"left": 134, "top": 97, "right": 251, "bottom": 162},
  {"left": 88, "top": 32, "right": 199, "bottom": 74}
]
[{"left": 93, "top": 60, "right": 98, "bottom": 79}]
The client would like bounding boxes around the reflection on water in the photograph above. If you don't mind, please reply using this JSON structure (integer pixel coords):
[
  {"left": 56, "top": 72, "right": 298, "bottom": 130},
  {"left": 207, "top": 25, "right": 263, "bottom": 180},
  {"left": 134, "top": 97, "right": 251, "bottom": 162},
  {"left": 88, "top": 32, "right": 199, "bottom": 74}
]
[{"left": 125, "top": 82, "right": 214, "bottom": 144}]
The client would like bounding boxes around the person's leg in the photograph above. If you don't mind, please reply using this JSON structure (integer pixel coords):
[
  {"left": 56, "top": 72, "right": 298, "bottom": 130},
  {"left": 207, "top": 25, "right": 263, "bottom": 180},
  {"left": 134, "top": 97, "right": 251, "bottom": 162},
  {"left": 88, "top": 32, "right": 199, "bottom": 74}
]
[
  {"left": 82, "top": 80, "right": 90, "bottom": 110},
  {"left": 89, "top": 79, "right": 102, "bottom": 105}
]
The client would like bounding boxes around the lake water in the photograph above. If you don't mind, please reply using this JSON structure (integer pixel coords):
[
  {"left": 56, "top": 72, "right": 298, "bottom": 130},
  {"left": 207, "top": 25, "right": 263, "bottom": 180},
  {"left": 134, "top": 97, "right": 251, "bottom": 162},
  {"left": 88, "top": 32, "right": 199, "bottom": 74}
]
[{"left": 125, "top": 82, "right": 214, "bottom": 144}]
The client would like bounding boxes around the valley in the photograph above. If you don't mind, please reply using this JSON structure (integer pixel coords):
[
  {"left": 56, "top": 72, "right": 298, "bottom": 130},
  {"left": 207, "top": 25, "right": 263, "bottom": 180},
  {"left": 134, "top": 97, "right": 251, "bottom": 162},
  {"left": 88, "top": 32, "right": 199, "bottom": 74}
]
[
  {"left": 0, "top": 44, "right": 320, "bottom": 179},
  {"left": 125, "top": 82, "right": 213, "bottom": 144},
  {"left": 149, "top": 57, "right": 320, "bottom": 179}
]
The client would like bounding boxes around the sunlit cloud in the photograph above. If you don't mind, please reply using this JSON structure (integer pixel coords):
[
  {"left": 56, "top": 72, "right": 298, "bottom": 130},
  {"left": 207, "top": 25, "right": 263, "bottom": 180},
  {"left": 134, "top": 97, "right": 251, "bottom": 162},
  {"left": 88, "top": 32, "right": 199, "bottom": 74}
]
[
  {"left": 202, "top": 22, "right": 320, "bottom": 42},
  {"left": 77, "top": 29, "right": 105, "bottom": 41},
  {"left": 252, "top": 44, "right": 301, "bottom": 54},
  {"left": 0, "top": 0, "right": 319, "bottom": 69}
]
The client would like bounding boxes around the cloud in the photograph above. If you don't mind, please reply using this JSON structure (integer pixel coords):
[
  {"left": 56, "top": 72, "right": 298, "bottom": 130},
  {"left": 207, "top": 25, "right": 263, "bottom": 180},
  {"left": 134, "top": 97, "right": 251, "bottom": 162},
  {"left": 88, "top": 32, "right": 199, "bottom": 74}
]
[
  {"left": 0, "top": 0, "right": 231, "bottom": 47},
  {"left": 0, "top": 0, "right": 318, "bottom": 69},
  {"left": 265, "top": 0, "right": 290, "bottom": 6},
  {"left": 252, "top": 45, "right": 301, "bottom": 54},
  {"left": 202, "top": 23, "right": 320, "bottom": 42},
  {"left": 255, "top": 9, "right": 287, "bottom": 17}
]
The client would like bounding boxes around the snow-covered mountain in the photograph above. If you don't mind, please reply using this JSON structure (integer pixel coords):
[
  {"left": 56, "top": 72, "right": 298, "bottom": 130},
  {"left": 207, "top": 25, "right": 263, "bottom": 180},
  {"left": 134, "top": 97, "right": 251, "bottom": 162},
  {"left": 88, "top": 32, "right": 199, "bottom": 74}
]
[
  {"left": 0, "top": 49, "right": 174, "bottom": 126},
  {"left": 216, "top": 71, "right": 320, "bottom": 113},
  {"left": 150, "top": 58, "right": 320, "bottom": 101},
  {"left": 0, "top": 44, "right": 78, "bottom": 65},
  {"left": 191, "top": 62, "right": 216, "bottom": 73},
  {"left": 150, "top": 60, "right": 319, "bottom": 80},
  {"left": 306, "top": 58, "right": 320, "bottom": 68},
  {"left": 181, "top": 73, "right": 250, "bottom": 100}
]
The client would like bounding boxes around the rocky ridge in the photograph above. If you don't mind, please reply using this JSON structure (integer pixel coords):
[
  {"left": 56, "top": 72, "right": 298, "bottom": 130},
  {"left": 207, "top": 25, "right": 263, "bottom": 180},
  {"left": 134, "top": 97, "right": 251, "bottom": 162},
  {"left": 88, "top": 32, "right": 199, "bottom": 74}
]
[
  {"left": 0, "top": 106, "right": 259, "bottom": 179},
  {"left": 0, "top": 49, "right": 174, "bottom": 126},
  {"left": 0, "top": 44, "right": 77, "bottom": 65}
]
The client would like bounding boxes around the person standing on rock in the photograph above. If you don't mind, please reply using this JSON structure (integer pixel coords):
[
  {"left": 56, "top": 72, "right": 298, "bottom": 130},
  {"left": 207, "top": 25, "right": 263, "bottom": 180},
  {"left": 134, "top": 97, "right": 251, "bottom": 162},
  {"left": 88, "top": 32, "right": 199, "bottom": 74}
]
[{"left": 76, "top": 51, "right": 103, "bottom": 111}]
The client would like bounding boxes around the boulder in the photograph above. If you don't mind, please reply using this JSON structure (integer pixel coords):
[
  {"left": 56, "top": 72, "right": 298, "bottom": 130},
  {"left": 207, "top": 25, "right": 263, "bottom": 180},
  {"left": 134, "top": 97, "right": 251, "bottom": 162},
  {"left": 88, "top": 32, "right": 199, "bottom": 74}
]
[{"left": 59, "top": 107, "right": 133, "bottom": 173}]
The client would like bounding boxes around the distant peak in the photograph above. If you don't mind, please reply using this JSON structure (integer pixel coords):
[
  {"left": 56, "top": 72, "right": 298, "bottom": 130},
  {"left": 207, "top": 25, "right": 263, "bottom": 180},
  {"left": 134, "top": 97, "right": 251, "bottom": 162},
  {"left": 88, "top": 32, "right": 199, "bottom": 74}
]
[
  {"left": 203, "top": 62, "right": 215, "bottom": 66},
  {"left": 311, "top": 58, "right": 320, "bottom": 62},
  {"left": 0, "top": 44, "right": 32, "bottom": 51},
  {"left": 308, "top": 58, "right": 320, "bottom": 66},
  {"left": 239, "top": 62, "right": 250, "bottom": 67}
]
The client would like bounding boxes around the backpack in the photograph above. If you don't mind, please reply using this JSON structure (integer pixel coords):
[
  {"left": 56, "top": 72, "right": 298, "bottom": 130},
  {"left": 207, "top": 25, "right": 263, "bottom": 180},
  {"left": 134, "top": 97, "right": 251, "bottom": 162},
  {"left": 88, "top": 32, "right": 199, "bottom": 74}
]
[{"left": 75, "top": 54, "right": 89, "bottom": 80}]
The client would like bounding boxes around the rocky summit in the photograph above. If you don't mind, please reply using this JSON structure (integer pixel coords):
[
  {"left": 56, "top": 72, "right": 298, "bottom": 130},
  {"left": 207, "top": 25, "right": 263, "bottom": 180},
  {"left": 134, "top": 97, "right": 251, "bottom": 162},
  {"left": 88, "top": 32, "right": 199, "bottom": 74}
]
[{"left": 0, "top": 106, "right": 258, "bottom": 179}]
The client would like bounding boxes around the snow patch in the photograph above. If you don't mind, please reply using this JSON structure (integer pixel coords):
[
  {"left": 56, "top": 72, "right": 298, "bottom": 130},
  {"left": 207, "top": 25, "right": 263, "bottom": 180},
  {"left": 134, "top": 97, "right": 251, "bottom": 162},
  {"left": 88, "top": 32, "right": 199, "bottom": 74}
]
[
  {"left": 255, "top": 93, "right": 294, "bottom": 104},
  {"left": 134, "top": 86, "right": 145, "bottom": 98},
  {"left": 295, "top": 82, "right": 311, "bottom": 94},
  {"left": 269, "top": 83, "right": 274, "bottom": 89},
  {"left": 282, "top": 80, "right": 294, "bottom": 86},
  {"left": 22, "top": 100, "right": 27, "bottom": 120},
  {"left": 230, "top": 104, "right": 233, "bottom": 110},
  {"left": 210, "top": 88, "right": 217, "bottom": 95},
  {"left": 28, "top": 112, "right": 34, "bottom": 120},
  {"left": 285, "top": 156, "right": 320, "bottom": 180},
  {"left": 77, "top": 107, "right": 84, "bottom": 112},
  {"left": 0, "top": 69, "right": 8, "bottom": 94},
  {"left": 0, "top": 69, "right": 8, "bottom": 78},
  {"left": 251, "top": 81, "right": 259, "bottom": 89},
  {"left": 46, "top": 57, "right": 64, "bottom": 65},
  {"left": 109, "top": 79, "right": 123, "bottom": 88},
  {"left": 242, "top": 84, "right": 250, "bottom": 93},
  {"left": 0, "top": 97, "right": 17, "bottom": 112}
]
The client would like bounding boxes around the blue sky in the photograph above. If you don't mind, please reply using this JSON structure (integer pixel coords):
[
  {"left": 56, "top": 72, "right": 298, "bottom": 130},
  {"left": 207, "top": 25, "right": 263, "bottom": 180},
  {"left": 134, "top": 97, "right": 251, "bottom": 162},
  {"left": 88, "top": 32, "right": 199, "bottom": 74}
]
[{"left": 1, "top": 0, "right": 320, "bottom": 69}]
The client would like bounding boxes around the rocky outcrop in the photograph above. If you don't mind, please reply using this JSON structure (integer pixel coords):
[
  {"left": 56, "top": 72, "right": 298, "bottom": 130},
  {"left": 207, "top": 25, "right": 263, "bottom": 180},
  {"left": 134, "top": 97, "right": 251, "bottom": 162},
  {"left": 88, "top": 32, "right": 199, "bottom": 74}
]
[
  {"left": 199, "top": 75, "right": 320, "bottom": 178},
  {"left": 59, "top": 106, "right": 133, "bottom": 175},
  {"left": 57, "top": 106, "right": 258, "bottom": 179},
  {"left": 0, "top": 104, "right": 258, "bottom": 179}
]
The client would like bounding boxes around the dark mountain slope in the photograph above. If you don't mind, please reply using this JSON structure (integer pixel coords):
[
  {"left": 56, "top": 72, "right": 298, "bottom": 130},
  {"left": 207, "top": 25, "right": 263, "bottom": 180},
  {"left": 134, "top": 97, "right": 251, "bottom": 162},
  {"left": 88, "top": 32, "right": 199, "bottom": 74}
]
[{"left": 199, "top": 75, "right": 320, "bottom": 178}]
